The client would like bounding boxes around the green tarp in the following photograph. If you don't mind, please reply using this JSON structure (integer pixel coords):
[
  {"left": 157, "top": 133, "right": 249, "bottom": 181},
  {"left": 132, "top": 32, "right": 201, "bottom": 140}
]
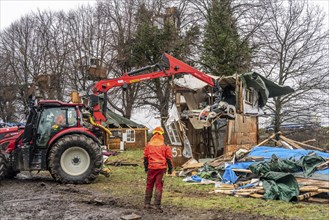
[
  {"left": 261, "top": 172, "right": 299, "bottom": 202},
  {"left": 106, "top": 110, "right": 145, "bottom": 128},
  {"left": 239, "top": 72, "right": 294, "bottom": 107},
  {"left": 250, "top": 154, "right": 325, "bottom": 202}
]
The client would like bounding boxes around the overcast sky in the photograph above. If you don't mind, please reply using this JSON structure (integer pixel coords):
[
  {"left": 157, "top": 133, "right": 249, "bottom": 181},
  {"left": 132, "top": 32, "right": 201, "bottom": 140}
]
[
  {"left": 0, "top": 0, "right": 97, "bottom": 30},
  {"left": 0, "top": 0, "right": 328, "bottom": 30}
]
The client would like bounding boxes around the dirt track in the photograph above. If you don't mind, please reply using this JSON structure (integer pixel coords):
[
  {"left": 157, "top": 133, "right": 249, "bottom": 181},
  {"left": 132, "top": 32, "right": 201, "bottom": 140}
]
[{"left": 0, "top": 172, "right": 284, "bottom": 220}]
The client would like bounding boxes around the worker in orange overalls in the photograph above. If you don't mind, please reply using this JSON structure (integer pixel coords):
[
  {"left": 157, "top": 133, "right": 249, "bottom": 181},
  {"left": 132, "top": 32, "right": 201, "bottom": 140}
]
[{"left": 144, "top": 126, "right": 173, "bottom": 212}]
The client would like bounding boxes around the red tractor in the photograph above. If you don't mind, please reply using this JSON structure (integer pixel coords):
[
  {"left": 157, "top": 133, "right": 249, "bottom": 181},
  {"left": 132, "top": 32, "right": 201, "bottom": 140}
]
[{"left": 0, "top": 53, "right": 221, "bottom": 184}]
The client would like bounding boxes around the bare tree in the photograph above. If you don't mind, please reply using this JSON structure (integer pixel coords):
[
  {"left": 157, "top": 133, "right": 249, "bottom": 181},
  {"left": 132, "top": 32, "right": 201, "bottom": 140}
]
[
  {"left": 252, "top": 0, "right": 329, "bottom": 131},
  {"left": 0, "top": 14, "right": 46, "bottom": 118},
  {"left": 96, "top": 0, "right": 143, "bottom": 119}
]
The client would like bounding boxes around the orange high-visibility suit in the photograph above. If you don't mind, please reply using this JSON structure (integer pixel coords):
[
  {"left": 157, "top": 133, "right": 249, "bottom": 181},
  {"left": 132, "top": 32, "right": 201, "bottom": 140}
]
[{"left": 143, "top": 127, "right": 173, "bottom": 211}]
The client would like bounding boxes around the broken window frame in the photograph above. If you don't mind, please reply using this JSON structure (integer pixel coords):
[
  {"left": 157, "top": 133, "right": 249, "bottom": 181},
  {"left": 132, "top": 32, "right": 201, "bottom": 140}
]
[
  {"left": 165, "top": 123, "right": 181, "bottom": 145},
  {"left": 245, "top": 87, "right": 255, "bottom": 104}
]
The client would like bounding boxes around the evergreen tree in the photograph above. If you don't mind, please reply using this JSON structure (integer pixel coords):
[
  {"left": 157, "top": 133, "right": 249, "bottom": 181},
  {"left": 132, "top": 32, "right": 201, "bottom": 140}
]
[
  {"left": 201, "top": 0, "right": 251, "bottom": 76},
  {"left": 128, "top": 3, "right": 199, "bottom": 125}
]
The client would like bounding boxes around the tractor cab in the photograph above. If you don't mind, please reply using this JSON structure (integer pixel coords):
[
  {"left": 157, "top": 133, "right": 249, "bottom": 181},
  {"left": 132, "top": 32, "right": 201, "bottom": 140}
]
[{"left": 34, "top": 101, "right": 82, "bottom": 147}]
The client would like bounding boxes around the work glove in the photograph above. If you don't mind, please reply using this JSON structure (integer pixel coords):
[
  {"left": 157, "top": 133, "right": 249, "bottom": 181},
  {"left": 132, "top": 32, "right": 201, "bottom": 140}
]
[
  {"left": 144, "top": 157, "right": 148, "bottom": 173},
  {"left": 166, "top": 158, "right": 173, "bottom": 175}
]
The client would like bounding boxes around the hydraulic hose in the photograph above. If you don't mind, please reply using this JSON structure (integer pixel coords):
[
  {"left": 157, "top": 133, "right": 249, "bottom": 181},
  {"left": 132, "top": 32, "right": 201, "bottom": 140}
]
[{"left": 89, "top": 116, "right": 112, "bottom": 136}]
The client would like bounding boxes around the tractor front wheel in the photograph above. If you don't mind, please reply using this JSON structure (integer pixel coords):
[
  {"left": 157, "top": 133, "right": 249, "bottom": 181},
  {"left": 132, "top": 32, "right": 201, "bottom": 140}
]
[{"left": 48, "top": 135, "right": 102, "bottom": 184}]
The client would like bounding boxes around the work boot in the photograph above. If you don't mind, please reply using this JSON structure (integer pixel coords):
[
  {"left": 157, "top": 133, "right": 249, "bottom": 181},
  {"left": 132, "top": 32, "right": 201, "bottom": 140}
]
[
  {"left": 154, "top": 205, "right": 163, "bottom": 213},
  {"left": 144, "top": 189, "right": 152, "bottom": 209},
  {"left": 154, "top": 190, "right": 163, "bottom": 212}
]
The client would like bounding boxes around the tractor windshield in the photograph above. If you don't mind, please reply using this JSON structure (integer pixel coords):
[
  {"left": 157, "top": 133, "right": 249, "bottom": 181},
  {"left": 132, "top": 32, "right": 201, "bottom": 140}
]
[{"left": 36, "top": 107, "right": 77, "bottom": 147}]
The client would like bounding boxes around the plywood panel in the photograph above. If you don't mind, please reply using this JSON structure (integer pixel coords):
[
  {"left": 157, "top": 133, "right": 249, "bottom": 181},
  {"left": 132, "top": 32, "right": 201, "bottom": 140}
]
[
  {"left": 225, "top": 113, "right": 258, "bottom": 155},
  {"left": 236, "top": 132, "right": 257, "bottom": 144},
  {"left": 234, "top": 114, "right": 257, "bottom": 133}
]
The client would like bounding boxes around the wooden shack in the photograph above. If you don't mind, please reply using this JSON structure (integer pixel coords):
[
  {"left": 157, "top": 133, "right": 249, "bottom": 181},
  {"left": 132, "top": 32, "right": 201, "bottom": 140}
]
[
  {"left": 167, "top": 72, "right": 293, "bottom": 166},
  {"left": 105, "top": 110, "right": 148, "bottom": 151}
]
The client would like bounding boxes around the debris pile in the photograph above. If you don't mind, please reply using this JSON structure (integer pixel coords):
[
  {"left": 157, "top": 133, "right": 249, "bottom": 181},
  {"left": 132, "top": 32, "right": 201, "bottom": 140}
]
[{"left": 178, "top": 134, "right": 329, "bottom": 203}]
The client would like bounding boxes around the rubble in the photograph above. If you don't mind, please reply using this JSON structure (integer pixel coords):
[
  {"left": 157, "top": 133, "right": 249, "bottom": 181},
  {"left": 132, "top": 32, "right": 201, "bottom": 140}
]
[{"left": 178, "top": 133, "right": 329, "bottom": 203}]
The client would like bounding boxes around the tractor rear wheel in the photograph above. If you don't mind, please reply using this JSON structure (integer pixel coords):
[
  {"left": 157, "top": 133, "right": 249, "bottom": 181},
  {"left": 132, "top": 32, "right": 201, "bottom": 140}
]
[
  {"left": 48, "top": 135, "right": 102, "bottom": 184},
  {"left": 0, "top": 153, "right": 7, "bottom": 180}
]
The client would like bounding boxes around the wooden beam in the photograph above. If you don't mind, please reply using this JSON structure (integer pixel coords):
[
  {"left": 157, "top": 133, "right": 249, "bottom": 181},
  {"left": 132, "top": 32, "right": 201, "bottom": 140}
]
[
  {"left": 255, "top": 133, "right": 276, "bottom": 147},
  {"left": 298, "top": 192, "right": 321, "bottom": 201},
  {"left": 290, "top": 139, "right": 325, "bottom": 152},
  {"left": 232, "top": 168, "right": 252, "bottom": 173},
  {"left": 280, "top": 135, "right": 303, "bottom": 149},
  {"left": 307, "top": 197, "right": 329, "bottom": 204}
]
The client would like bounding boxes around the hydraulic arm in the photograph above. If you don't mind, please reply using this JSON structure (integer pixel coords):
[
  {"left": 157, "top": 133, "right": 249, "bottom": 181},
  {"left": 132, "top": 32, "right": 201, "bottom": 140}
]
[{"left": 90, "top": 53, "right": 220, "bottom": 123}]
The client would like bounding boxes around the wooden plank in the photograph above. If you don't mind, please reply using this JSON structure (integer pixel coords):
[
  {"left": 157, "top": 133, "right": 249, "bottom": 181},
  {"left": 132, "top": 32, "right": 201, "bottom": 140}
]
[
  {"left": 299, "top": 186, "right": 319, "bottom": 192},
  {"left": 280, "top": 135, "right": 303, "bottom": 149},
  {"left": 182, "top": 162, "right": 204, "bottom": 169},
  {"left": 215, "top": 183, "right": 235, "bottom": 189},
  {"left": 232, "top": 169, "right": 252, "bottom": 173},
  {"left": 249, "top": 193, "right": 264, "bottom": 198},
  {"left": 212, "top": 189, "right": 234, "bottom": 195},
  {"left": 307, "top": 197, "right": 329, "bottom": 204},
  {"left": 318, "top": 188, "right": 329, "bottom": 193},
  {"left": 298, "top": 192, "right": 321, "bottom": 201},
  {"left": 255, "top": 133, "right": 276, "bottom": 147},
  {"left": 302, "top": 139, "right": 316, "bottom": 144},
  {"left": 296, "top": 178, "right": 329, "bottom": 188},
  {"left": 235, "top": 188, "right": 264, "bottom": 193},
  {"left": 226, "top": 120, "right": 237, "bottom": 144},
  {"left": 291, "top": 139, "right": 325, "bottom": 152}
]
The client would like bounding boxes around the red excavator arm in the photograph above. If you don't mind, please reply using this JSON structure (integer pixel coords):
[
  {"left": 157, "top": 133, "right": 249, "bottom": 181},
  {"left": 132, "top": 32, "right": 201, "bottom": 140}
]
[{"left": 91, "top": 53, "right": 219, "bottom": 123}]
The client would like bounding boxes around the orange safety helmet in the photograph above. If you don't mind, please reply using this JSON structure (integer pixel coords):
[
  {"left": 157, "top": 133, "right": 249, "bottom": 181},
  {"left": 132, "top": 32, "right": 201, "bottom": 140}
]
[{"left": 152, "top": 126, "right": 164, "bottom": 135}]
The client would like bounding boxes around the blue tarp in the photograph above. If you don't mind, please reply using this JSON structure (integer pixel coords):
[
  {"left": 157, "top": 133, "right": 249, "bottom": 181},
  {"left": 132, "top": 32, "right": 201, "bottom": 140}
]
[
  {"left": 223, "top": 146, "right": 329, "bottom": 183},
  {"left": 247, "top": 146, "right": 329, "bottom": 160}
]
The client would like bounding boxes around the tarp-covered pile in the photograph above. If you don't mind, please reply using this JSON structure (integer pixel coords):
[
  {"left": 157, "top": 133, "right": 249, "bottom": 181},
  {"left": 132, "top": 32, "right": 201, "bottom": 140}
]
[{"left": 180, "top": 146, "right": 329, "bottom": 203}]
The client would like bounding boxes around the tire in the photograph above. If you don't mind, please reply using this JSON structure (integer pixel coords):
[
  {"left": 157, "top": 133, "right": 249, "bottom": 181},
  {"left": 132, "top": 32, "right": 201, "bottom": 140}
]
[
  {"left": 6, "top": 166, "right": 19, "bottom": 179},
  {"left": 0, "top": 153, "right": 9, "bottom": 180},
  {"left": 0, "top": 153, "right": 19, "bottom": 180},
  {"left": 48, "top": 134, "right": 102, "bottom": 184}
]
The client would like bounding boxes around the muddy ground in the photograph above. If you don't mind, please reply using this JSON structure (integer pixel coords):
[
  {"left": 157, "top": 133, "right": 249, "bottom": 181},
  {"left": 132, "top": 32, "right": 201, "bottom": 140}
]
[{"left": 0, "top": 172, "right": 285, "bottom": 220}]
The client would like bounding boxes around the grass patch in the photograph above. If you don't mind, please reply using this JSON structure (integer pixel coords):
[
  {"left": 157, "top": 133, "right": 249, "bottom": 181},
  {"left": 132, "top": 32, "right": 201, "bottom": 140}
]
[{"left": 89, "top": 150, "right": 329, "bottom": 219}]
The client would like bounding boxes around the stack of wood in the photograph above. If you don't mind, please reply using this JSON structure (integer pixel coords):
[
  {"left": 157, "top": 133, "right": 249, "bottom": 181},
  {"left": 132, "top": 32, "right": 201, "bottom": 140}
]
[{"left": 210, "top": 178, "right": 329, "bottom": 203}]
